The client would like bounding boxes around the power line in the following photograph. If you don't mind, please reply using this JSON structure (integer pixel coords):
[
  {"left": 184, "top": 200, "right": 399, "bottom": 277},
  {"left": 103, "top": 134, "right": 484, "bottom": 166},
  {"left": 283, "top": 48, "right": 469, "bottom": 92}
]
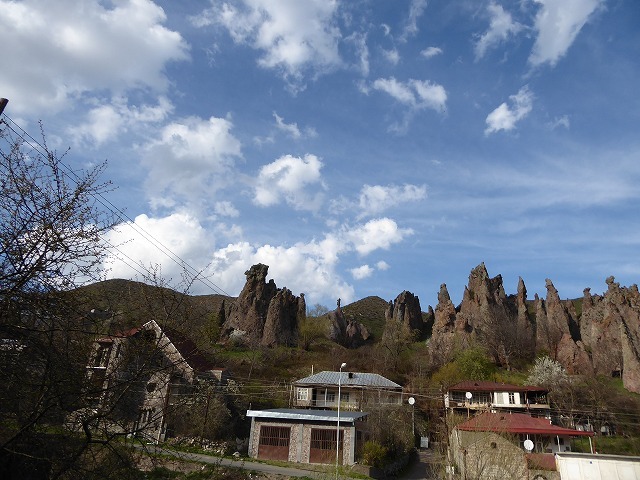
[{"left": 0, "top": 107, "right": 233, "bottom": 298}]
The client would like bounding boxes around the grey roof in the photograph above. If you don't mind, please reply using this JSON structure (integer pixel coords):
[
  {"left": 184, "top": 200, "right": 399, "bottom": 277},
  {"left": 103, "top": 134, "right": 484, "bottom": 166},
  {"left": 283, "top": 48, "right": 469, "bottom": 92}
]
[
  {"left": 294, "top": 371, "right": 402, "bottom": 389},
  {"left": 246, "top": 408, "right": 368, "bottom": 424}
]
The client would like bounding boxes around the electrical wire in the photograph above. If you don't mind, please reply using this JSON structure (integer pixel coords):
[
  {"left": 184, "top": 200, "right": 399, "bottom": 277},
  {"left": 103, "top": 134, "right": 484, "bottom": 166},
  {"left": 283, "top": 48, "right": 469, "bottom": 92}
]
[{"left": 0, "top": 111, "right": 233, "bottom": 297}]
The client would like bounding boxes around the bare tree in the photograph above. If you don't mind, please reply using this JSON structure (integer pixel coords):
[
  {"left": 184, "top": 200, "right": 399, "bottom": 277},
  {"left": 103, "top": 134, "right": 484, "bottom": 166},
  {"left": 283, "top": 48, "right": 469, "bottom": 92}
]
[{"left": 0, "top": 122, "right": 210, "bottom": 478}]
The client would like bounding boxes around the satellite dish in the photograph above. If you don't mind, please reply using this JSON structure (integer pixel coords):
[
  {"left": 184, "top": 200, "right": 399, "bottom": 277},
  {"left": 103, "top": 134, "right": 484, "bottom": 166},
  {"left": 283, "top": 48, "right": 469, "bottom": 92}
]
[
  {"left": 523, "top": 439, "right": 534, "bottom": 452},
  {"left": 408, "top": 397, "right": 415, "bottom": 405},
  {"left": 465, "top": 391, "right": 473, "bottom": 400}
]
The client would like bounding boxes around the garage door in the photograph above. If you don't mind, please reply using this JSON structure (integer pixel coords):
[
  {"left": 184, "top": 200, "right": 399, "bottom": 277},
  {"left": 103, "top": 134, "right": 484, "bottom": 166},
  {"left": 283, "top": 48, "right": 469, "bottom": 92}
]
[
  {"left": 257, "top": 426, "right": 291, "bottom": 461},
  {"left": 310, "top": 428, "right": 343, "bottom": 464}
]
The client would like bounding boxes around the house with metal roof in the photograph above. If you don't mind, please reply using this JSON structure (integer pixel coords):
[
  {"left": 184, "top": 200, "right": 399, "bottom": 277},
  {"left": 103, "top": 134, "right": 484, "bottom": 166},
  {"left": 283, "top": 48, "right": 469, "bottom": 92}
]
[
  {"left": 445, "top": 380, "right": 550, "bottom": 417},
  {"left": 293, "top": 370, "right": 403, "bottom": 410},
  {"left": 246, "top": 408, "right": 370, "bottom": 465},
  {"left": 450, "top": 412, "right": 594, "bottom": 480}
]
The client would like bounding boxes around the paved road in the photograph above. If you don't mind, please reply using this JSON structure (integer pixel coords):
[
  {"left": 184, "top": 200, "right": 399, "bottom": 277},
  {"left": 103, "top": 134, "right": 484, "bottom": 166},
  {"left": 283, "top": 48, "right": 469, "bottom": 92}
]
[
  {"left": 142, "top": 446, "right": 443, "bottom": 479},
  {"left": 400, "top": 449, "right": 443, "bottom": 480},
  {"left": 144, "top": 446, "right": 332, "bottom": 478}
]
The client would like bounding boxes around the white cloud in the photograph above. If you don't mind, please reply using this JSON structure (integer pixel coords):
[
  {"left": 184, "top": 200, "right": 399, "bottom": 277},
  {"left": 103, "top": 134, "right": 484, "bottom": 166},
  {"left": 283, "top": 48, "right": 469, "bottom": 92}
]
[
  {"left": 358, "top": 184, "right": 427, "bottom": 218},
  {"left": 383, "top": 49, "right": 401, "bottom": 65},
  {"left": 372, "top": 77, "right": 447, "bottom": 113},
  {"left": 103, "top": 211, "right": 416, "bottom": 304},
  {"left": 485, "top": 86, "right": 534, "bottom": 135},
  {"left": 421, "top": 46, "right": 443, "bottom": 59},
  {"left": 376, "top": 260, "right": 390, "bottom": 271},
  {"left": 401, "top": 0, "right": 428, "bottom": 41},
  {"left": 214, "top": 201, "right": 240, "bottom": 218},
  {"left": 195, "top": 0, "right": 341, "bottom": 86},
  {"left": 548, "top": 115, "right": 570, "bottom": 130},
  {"left": 345, "top": 31, "right": 370, "bottom": 77},
  {"left": 104, "top": 212, "right": 212, "bottom": 283},
  {"left": 141, "top": 116, "right": 242, "bottom": 207},
  {"left": 474, "top": 2, "right": 523, "bottom": 60},
  {"left": 529, "top": 0, "right": 604, "bottom": 67},
  {"left": 347, "top": 218, "right": 414, "bottom": 256},
  {"left": 68, "top": 96, "right": 173, "bottom": 146},
  {"left": 0, "top": 0, "right": 188, "bottom": 115},
  {"left": 273, "top": 112, "right": 317, "bottom": 139},
  {"left": 254, "top": 154, "right": 325, "bottom": 211},
  {"left": 351, "top": 265, "right": 374, "bottom": 280}
]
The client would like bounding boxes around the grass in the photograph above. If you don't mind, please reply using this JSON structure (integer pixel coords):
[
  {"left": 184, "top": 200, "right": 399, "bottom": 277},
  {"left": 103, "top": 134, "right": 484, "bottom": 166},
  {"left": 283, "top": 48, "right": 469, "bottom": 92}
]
[{"left": 572, "top": 436, "right": 640, "bottom": 455}]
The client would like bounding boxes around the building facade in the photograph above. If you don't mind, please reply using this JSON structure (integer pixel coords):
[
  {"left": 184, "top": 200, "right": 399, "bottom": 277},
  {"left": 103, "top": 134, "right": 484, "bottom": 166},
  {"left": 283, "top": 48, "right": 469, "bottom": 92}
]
[
  {"left": 293, "top": 371, "right": 403, "bottom": 410},
  {"left": 83, "top": 320, "right": 226, "bottom": 442},
  {"left": 247, "top": 408, "right": 369, "bottom": 465}
]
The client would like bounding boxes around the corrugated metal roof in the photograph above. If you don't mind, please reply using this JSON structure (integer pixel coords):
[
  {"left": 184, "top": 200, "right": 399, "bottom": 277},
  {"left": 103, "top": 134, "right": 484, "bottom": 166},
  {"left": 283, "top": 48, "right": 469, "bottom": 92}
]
[
  {"left": 246, "top": 408, "right": 368, "bottom": 423},
  {"left": 456, "top": 412, "right": 593, "bottom": 437},
  {"left": 294, "top": 371, "right": 402, "bottom": 389}
]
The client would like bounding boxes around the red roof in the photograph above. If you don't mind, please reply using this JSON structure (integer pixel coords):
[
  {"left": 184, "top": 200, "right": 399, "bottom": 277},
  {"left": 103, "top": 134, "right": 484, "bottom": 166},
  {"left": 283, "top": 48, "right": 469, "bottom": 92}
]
[
  {"left": 449, "top": 380, "right": 548, "bottom": 393},
  {"left": 456, "top": 412, "right": 593, "bottom": 437}
]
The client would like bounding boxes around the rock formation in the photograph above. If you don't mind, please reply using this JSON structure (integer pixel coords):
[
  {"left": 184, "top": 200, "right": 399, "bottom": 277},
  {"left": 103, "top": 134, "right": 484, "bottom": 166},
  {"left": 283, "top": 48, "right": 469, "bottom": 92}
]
[
  {"left": 328, "top": 298, "right": 370, "bottom": 348},
  {"left": 384, "top": 290, "right": 424, "bottom": 336},
  {"left": 220, "top": 264, "right": 304, "bottom": 347},
  {"left": 427, "top": 263, "right": 640, "bottom": 393}
]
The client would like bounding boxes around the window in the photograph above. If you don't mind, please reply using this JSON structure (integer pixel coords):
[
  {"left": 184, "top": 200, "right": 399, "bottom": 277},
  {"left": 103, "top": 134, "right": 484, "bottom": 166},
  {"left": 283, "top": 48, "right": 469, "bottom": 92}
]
[
  {"left": 326, "top": 392, "right": 336, "bottom": 403},
  {"left": 341, "top": 392, "right": 350, "bottom": 403},
  {"left": 508, "top": 392, "right": 516, "bottom": 404},
  {"left": 296, "top": 388, "right": 308, "bottom": 401},
  {"left": 93, "top": 344, "right": 111, "bottom": 367},
  {"left": 475, "top": 392, "right": 491, "bottom": 404}
]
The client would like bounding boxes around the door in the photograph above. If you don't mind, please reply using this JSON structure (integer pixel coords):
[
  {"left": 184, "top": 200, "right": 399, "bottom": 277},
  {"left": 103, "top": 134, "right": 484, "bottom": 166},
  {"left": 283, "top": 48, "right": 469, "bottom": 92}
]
[
  {"left": 257, "top": 425, "right": 291, "bottom": 461},
  {"left": 310, "top": 428, "right": 343, "bottom": 464}
]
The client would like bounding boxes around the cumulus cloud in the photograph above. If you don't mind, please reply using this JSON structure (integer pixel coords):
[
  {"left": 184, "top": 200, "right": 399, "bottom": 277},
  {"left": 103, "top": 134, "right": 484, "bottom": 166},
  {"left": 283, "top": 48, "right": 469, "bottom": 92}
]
[
  {"left": 376, "top": 260, "right": 390, "bottom": 271},
  {"left": 103, "top": 210, "right": 415, "bottom": 304},
  {"left": 104, "top": 212, "right": 212, "bottom": 283},
  {"left": 485, "top": 86, "right": 533, "bottom": 135},
  {"left": 68, "top": 96, "right": 173, "bottom": 146},
  {"left": 141, "top": 116, "right": 242, "bottom": 208},
  {"left": 0, "top": 0, "right": 188, "bottom": 115},
  {"left": 254, "top": 154, "right": 325, "bottom": 211},
  {"left": 474, "top": 2, "right": 523, "bottom": 60},
  {"left": 358, "top": 184, "right": 427, "bottom": 218},
  {"left": 351, "top": 265, "right": 374, "bottom": 280},
  {"left": 372, "top": 77, "right": 447, "bottom": 113},
  {"left": 347, "top": 218, "right": 414, "bottom": 256},
  {"left": 214, "top": 201, "right": 240, "bottom": 218},
  {"left": 421, "top": 46, "right": 443, "bottom": 59},
  {"left": 529, "top": 0, "right": 604, "bottom": 67},
  {"left": 194, "top": 0, "right": 341, "bottom": 87}
]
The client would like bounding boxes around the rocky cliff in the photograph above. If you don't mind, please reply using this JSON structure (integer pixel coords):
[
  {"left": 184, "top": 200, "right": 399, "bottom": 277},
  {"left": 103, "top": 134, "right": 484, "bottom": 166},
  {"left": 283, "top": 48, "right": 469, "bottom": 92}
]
[
  {"left": 427, "top": 263, "right": 640, "bottom": 393},
  {"left": 328, "top": 298, "right": 370, "bottom": 348},
  {"left": 220, "top": 264, "right": 304, "bottom": 347}
]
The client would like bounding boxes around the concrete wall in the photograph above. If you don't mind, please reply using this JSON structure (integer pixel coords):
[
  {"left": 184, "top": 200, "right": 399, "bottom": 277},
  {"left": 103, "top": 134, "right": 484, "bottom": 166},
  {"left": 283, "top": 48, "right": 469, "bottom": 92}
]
[
  {"left": 248, "top": 418, "right": 358, "bottom": 465},
  {"left": 556, "top": 453, "right": 640, "bottom": 480}
]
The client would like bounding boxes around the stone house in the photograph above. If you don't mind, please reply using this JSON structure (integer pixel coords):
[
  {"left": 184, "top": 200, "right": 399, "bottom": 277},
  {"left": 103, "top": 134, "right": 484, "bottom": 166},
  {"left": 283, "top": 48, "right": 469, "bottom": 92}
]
[
  {"left": 445, "top": 380, "right": 550, "bottom": 417},
  {"left": 84, "top": 320, "right": 227, "bottom": 442},
  {"left": 293, "top": 370, "right": 403, "bottom": 410},
  {"left": 246, "top": 408, "right": 369, "bottom": 465},
  {"left": 450, "top": 412, "right": 594, "bottom": 480}
]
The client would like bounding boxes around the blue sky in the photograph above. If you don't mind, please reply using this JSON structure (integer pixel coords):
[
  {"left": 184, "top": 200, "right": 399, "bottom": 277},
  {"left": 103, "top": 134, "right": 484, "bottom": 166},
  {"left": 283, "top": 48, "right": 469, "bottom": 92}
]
[{"left": 2, "top": 0, "right": 639, "bottom": 309}]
